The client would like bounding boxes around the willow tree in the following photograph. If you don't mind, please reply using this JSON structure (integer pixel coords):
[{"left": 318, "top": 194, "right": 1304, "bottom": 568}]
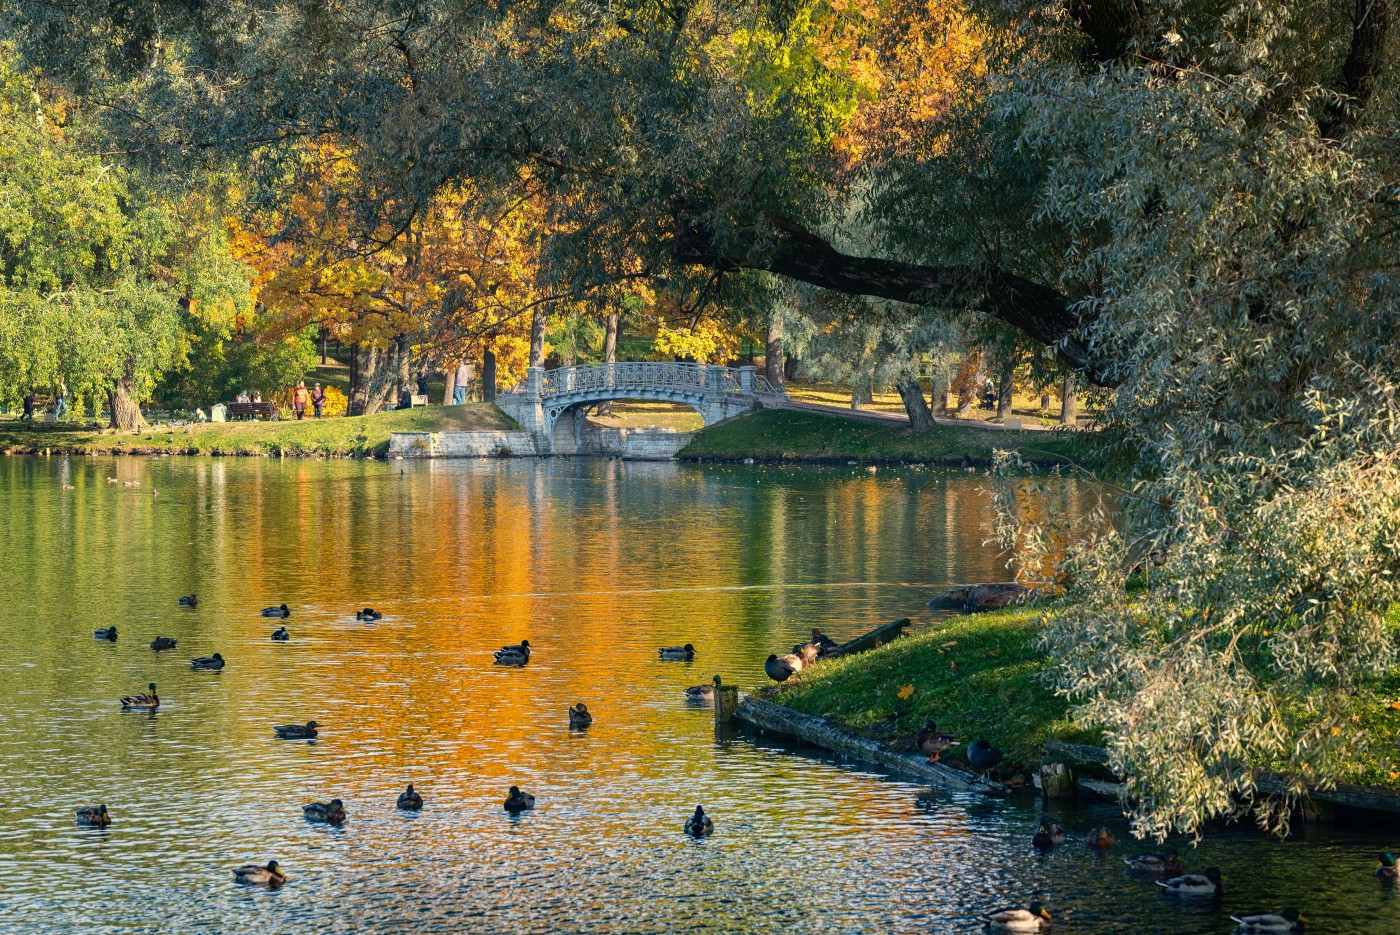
[{"left": 9, "top": 0, "right": 1400, "bottom": 835}]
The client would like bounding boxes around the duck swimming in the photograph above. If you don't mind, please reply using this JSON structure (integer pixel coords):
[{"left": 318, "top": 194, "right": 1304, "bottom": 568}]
[
  {"left": 270, "top": 626, "right": 289, "bottom": 641},
  {"left": 764, "top": 653, "right": 797, "bottom": 682},
  {"left": 1086, "top": 826, "right": 1117, "bottom": 848},
  {"left": 684, "top": 805, "right": 714, "bottom": 837},
  {"left": 178, "top": 594, "right": 198, "bottom": 607},
  {"left": 261, "top": 604, "right": 290, "bottom": 618},
  {"left": 494, "top": 648, "right": 529, "bottom": 667},
  {"left": 273, "top": 720, "right": 319, "bottom": 740},
  {"left": 1032, "top": 823, "right": 1065, "bottom": 849},
  {"left": 149, "top": 636, "right": 178, "bottom": 651},
  {"left": 302, "top": 799, "right": 346, "bottom": 824},
  {"left": 94, "top": 626, "right": 117, "bottom": 641},
  {"left": 1229, "top": 909, "right": 1305, "bottom": 933},
  {"left": 355, "top": 607, "right": 382, "bottom": 620},
  {"left": 190, "top": 653, "right": 225, "bottom": 670},
  {"left": 685, "top": 675, "right": 721, "bottom": 701},
  {"left": 76, "top": 804, "right": 110, "bottom": 827},
  {"left": 915, "top": 720, "right": 958, "bottom": 763},
  {"left": 504, "top": 786, "right": 535, "bottom": 814},
  {"left": 568, "top": 703, "right": 593, "bottom": 729},
  {"left": 981, "top": 901, "right": 1052, "bottom": 932},
  {"left": 1124, "top": 851, "right": 1183, "bottom": 875},
  {"left": 120, "top": 683, "right": 159, "bottom": 710},
  {"left": 1377, "top": 852, "right": 1398, "bottom": 882},
  {"left": 659, "top": 644, "right": 695, "bottom": 660},
  {"left": 397, "top": 784, "right": 423, "bottom": 810},
  {"left": 1157, "top": 867, "right": 1223, "bottom": 898},
  {"left": 233, "top": 860, "right": 285, "bottom": 886}
]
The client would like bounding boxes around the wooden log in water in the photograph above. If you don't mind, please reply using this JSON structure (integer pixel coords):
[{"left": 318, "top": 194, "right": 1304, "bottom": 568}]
[
  {"left": 714, "top": 684, "right": 739, "bottom": 725},
  {"left": 735, "top": 695, "right": 1008, "bottom": 794},
  {"left": 826, "top": 618, "right": 911, "bottom": 658}
]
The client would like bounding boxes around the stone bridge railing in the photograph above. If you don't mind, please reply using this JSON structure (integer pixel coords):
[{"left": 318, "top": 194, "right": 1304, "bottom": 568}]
[{"left": 497, "top": 362, "right": 782, "bottom": 453}]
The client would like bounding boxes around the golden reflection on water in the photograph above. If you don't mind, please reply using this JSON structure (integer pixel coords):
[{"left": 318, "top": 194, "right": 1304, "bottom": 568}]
[{"left": 0, "top": 457, "right": 1387, "bottom": 934}]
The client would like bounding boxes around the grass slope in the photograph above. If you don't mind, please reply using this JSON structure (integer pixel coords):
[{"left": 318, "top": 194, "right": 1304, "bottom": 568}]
[
  {"left": 771, "top": 606, "right": 1089, "bottom": 774},
  {"left": 0, "top": 404, "right": 514, "bottom": 458},
  {"left": 681, "top": 409, "right": 1091, "bottom": 466}
]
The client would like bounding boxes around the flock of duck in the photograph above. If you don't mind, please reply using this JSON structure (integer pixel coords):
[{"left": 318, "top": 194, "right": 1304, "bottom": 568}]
[{"left": 83, "top": 597, "right": 720, "bottom": 891}]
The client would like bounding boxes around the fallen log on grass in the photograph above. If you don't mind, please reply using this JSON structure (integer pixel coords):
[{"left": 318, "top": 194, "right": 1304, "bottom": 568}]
[
  {"left": 825, "top": 618, "right": 911, "bottom": 658},
  {"left": 735, "top": 695, "right": 1008, "bottom": 794}
]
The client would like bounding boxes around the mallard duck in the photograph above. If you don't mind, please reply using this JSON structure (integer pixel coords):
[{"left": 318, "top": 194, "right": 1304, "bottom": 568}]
[
  {"left": 302, "top": 799, "right": 346, "bottom": 824},
  {"left": 765, "top": 653, "right": 797, "bottom": 682},
  {"left": 190, "top": 653, "right": 225, "bottom": 670},
  {"left": 270, "top": 626, "right": 289, "bottom": 641},
  {"left": 915, "top": 720, "right": 958, "bottom": 763},
  {"left": 497, "top": 639, "right": 530, "bottom": 657},
  {"left": 1086, "top": 826, "right": 1116, "bottom": 848},
  {"left": 233, "top": 860, "right": 285, "bottom": 886},
  {"left": 659, "top": 643, "right": 695, "bottom": 660},
  {"left": 981, "top": 901, "right": 1052, "bottom": 932},
  {"left": 76, "top": 804, "right": 110, "bottom": 827},
  {"left": 120, "top": 683, "right": 159, "bottom": 710},
  {"left": 1032, "top": 823, "right": 1065, "bottom": 849},
  {"left": 261, "top": 604, "right": 290, "bottom": 618},
  {"left": 149, "top": 636, "right": 178, "bottom": 651},
  {"left": 792, "top": 642, "right": 821, "bottom": 666},
  {"left": 494, "top": 648, "right": 529, "bottom": 667},
  {"left": 94, "top": 626, "right": 117, "bottom": 641},
  {"left": 1125, "top": 851, "right": 1183, "bottom": 875},
  {"left": 355, "top": 607, "right": 382, "bottom": 620},
  {"left": 684, "top": 805, "right": 714, "bottom": 837},
  {"left": 811, "top": 628, "right": 839, "bottom": 655},
  {"left": 504, "top": 786, "right": 535, "bottom": 814},
  {"left": 1157, "top": 867, "right": 1223, "bottom": 897},
  {"left": 1377, "top": 851, "right": 1399, "bottom": 882},
  {"left": 1230, "top": 909, "right": 1305, "bottom": 933},
  {"left": 685, "top": 675, "right": 721, "bottom": 700},
  {"left": 968, "top": 739, "right": 1004, "bottom": 772},
  {"left": 273, "top": 720, "right": 319, "bottom": 739},
  {"left": 178, "top": 594, "right": 198, "bottom": 607},
  {"left": 568, "top": 703, "right": 593, "bottom": 729},
  {"left": 397, "top": 784, "right": 423, "bottom": 810}
]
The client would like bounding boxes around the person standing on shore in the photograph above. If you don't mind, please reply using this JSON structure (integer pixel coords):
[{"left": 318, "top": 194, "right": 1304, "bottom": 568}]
[
  {"left": 292, "top": 380, "right": 308, "bottom": 420},
  {"left": 310, "top": 382, "right": 325, "bottom": 418},
  {"left": 21, "top": 390, "right": 35, "bottom": 422},
  {"left": 453, "top": 361, "right": 471, "bottom": 404}
]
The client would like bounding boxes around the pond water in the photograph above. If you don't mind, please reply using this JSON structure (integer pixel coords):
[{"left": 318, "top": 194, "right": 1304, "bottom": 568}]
[{"left": 0, "top": 456, "right": 1394, "bottom": 934}]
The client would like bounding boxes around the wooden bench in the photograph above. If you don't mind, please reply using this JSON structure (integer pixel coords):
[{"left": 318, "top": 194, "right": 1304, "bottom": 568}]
[{"left": 226, "top": 402, "right": 274, "bottom": 421}]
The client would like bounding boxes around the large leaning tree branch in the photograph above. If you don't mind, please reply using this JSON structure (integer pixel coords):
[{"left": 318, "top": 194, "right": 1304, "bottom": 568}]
[{"left": 672, "top": 214, "right": 1112, "bottom": 386}]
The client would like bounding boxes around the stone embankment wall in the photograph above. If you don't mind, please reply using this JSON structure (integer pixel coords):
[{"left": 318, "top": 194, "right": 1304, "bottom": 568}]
[{"left": 389, "top": 427, "right": 694, "bottom": 460}]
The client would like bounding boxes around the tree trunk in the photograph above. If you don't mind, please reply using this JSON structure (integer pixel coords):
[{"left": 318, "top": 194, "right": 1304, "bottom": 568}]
[
  {"left": 897, "top": 380, "right": 935, "bottom": 431},
  {"left": 953, "top": 350, "right": 985, "bottom": 418},
  {"left": 765, "top": 311, "right": 785, "bottom": 388},
  {"left": 482, "top": 348, "right": 497, "bottom": 402},
  {"left": 851, "top": 371, "right": 873, "bottom": 410},
  {"left": 349, "top": 343, "right": 396, "bottom": 415},
  {"left": 529, "top": 303, "right": 547, "bottom": 368},
  {"left": 320, "top": 326, "right": 328, "bottom": 364},
  {"left": 931, "top": 374, "right": 949, "bottom": 416},
  {"left": 348, "top": 343, "right": 360, "bottom": 412},
  {"left": 597, "top": 311, "right": 618, "bottom": 417},
  {"left": 395, "top": 333, "right": 412, "bottom": 404},
  {"left": 108, "top": 373, "right": 143, "bottom": 431},
  {"left": 1061, "top": 371, "right": 1078, "bottom": 426},
  {"left": 997, "top": 354, "right": 1017, "bottom": 420},
  {"left": 443, "top": 362, "right": 457, "bottom": 405},
  {"left": 784, "top": 353, "right": 800, "bottom": 382}
]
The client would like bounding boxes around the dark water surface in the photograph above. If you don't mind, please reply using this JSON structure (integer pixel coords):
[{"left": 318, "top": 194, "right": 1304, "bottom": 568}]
[{"left": 0, "top": 456, "right": 1394, "bottom": 933}]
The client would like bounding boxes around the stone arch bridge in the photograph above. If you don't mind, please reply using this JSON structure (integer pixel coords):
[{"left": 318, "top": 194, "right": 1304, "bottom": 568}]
[{"left": 497, "top": 362, "right": 779, "bottom": 454}]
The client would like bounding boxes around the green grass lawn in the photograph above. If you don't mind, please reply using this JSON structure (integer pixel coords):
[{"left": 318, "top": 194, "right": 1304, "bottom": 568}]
[
  {"left": 0, "top": 404, "right": 514, "bottom": 458},
  {"left": 771, "top": 606, "right": 1092, "bottom": 775},
  {"left": 680, "top": 408, "right": 1093, "bottom": 467},
  {"left": 774, "top": 602, "right": 1400, "bottom": 790}
]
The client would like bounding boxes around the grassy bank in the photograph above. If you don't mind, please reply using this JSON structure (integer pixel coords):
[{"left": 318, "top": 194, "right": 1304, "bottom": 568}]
[
  {"left": 0, "top": 404, "right": 515, "bottom": 458},
  {"left": 770, "top": 606, "right": 1092, "bottom": 776},
  {"left": 772, "top": 604, "right": 1400, "bottom": 790},
  {"left": 680, "top": 409, "right": 1092, "bottom": 467}
]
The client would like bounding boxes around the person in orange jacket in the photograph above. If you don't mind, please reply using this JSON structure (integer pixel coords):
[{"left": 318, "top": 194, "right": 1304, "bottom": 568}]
[{"left": 292, "top": 380, "right": 309, "bottom": 420}]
